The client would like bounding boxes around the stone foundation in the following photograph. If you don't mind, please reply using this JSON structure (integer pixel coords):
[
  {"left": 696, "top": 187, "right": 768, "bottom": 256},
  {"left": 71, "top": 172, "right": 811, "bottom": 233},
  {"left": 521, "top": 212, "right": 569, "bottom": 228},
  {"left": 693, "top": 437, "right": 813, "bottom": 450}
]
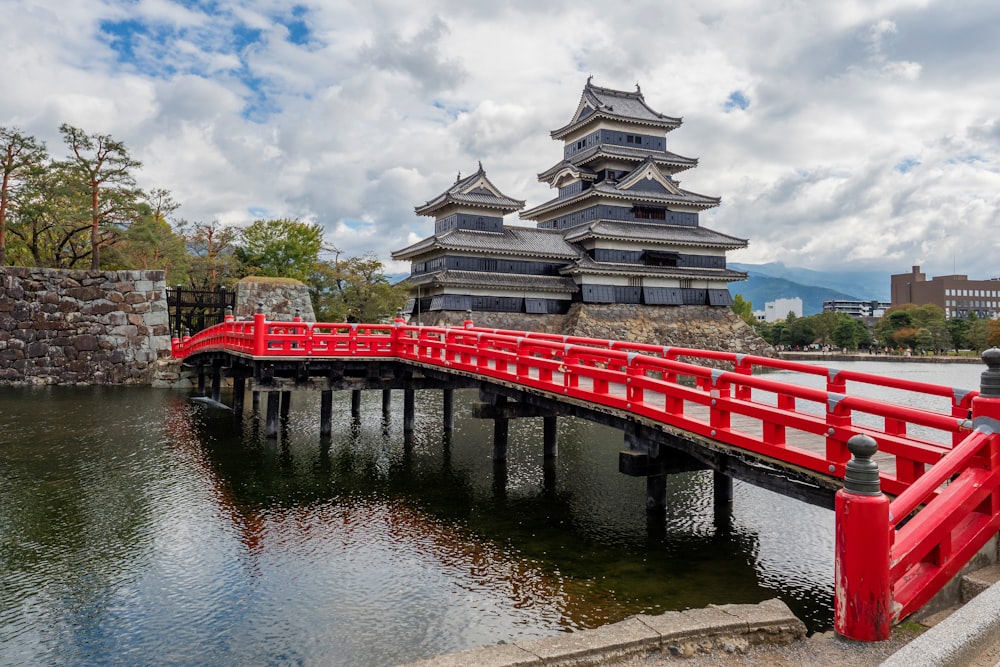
[
  {"left": 411, "top": 304, "right": 772, "bottom": 356},
  {"left": 234, "top": 276, "right": 316, "bottom": 321},
  {"left": 0, "top": 267, "right": 172, "bottom": 385}
]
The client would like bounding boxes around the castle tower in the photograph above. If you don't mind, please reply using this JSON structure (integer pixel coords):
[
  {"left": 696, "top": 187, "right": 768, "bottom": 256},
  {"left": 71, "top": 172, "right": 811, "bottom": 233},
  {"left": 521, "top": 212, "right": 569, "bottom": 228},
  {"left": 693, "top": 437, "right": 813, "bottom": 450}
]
[{"left": 521, "top": 78, "right": 747, "bottom": 306}]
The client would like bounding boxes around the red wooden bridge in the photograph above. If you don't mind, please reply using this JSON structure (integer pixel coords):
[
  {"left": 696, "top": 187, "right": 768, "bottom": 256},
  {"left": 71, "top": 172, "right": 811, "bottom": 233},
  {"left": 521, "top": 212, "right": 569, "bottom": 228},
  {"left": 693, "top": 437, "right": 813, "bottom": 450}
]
[{"left": 172, "top": 310, "right": 1000, "bottom": 642}]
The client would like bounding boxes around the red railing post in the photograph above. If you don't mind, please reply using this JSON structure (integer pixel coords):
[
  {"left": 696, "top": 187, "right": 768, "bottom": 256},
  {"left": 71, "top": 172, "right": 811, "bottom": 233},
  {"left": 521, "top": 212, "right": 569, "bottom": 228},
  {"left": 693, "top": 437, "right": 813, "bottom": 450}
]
[
  {"left": 463, "top": 309, "right": 474, "bottom": 329},
  {"left": 973, "top": 348, "right": 1000, "bottom": 513},
  {"left": 835, "top": 433, "right": 891, "bottom": 641},
  {"left": 252, "top": 303, "right": 267, "bottom": 357}
]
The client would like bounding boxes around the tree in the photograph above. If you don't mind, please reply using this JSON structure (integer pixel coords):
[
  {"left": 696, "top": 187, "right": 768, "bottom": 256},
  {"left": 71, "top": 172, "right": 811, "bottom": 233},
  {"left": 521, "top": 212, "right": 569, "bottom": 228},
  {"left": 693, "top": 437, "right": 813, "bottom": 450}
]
[
  {"left": 831, "top": 316, "right": 870, "bottom": 350},
  {"left": 731, "top": 294, "right": 754, "bottom": 325},
  {"left": 178, "top": 220, "right": 240, "bottom": 290},
  {"left": 967, "top": 316, "right": 991, "bottom": 353},
  {"left": 310, "top": 254, "right": 408, "bottom": 323},
  {"left": 57, "top": 124, "right": 144, "bottom": 270},
  {"left": 103, "top": 204, "right": 189, "bottom": 282},
  {"left": 0, "top": 127, "right": 48, "bottom": 265},
  {"left": 234, "top": 218, "right": 324, "bottom": 282},
  {"left": 6, "top": 163, "right": 93, "bottom": 267},
  {"left": 947, "top": 318, "right": 969, "bottom": 351}
]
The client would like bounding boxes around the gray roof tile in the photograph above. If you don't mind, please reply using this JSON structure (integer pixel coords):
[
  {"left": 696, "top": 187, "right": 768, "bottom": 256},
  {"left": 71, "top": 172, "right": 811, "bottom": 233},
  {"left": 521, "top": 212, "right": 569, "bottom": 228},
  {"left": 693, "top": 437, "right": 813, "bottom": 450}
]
[
  {"left": 563, "top": 220, "right": 747, "bottom": 248},
  {"left": 404, "top": 270, "right": 578, "bottom": 293},
  {"left": 392, "top": 226, "right": 581, "bottom": 260},
  {"left": 415, "top": 163, "right": 525, "bottom": 216}
]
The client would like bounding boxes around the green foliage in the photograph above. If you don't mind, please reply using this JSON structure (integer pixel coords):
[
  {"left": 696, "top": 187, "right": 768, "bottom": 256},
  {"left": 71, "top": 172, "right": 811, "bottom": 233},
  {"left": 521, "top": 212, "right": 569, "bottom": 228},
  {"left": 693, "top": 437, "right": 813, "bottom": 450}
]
[
  {"left": 947, "top": 318, "right": 969, "bottom": 351},
  {"left": 875, "top": 304, "right": 951, "bottom": 352},
  {"left": 0, "top": 127, "right": 49, "bottom": 266},
  {"left": 731, "top": 294, "right": 755, "bottom": 325},
  {"left": 234, "top": 218, "right": 323, "bottom": 282},
  {"left": 103, "top": 205, "right": 190, "bottom": 284},
  {"left": 310, "top": 254, "right": 408, "bottom": 323},
  {"left": 57, "top": 124, "right": 144, "bottom": 270},
  {"left": 176, "top": 220, "right": 239, "bottom": 290}
]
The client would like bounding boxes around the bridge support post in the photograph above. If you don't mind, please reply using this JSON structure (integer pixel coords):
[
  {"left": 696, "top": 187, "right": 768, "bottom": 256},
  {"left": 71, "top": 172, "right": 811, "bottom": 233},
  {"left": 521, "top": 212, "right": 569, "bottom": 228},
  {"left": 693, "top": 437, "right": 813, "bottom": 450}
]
[
  {"left": 403, "top": 389, "right": 415, "bottom": 433},
  {"left": 493, "top": 396, "right": 509, "bottom": 462},
  {"left": 280, "top": 391, "right": 291, "bottom": 419},
  {"left": 543, "top": 416, "right": 558, "bottom": 458},
  {"left": 382, "top": 389, "right": 392, "bottom": 416},
  {"left": 443, "top": 388, "right": 454, "bottom": 431},
  {"left": 835, "top": 434, "right": 890, "bottom": 642},
  {"left": 265, "top": 391, "right": 280, "bottom": 439},
  {"left": 351, "top": 390, "right": 362, "bottom": 419},
  {"left": 320, "top": 390, "right": 333, "bottom": 437},
  {"left": 232, "top": 377, "right": 246, "bottom": 418},
  {"left": 252, "top": 390, "right": 260, "bottom": 412},
  {"left": 210, "top": 365, "right": 222, "bottom": 402},
  {"left": 197, "top": 365, "right": 206, "bottom": 396},
  {"left": 713, "top": 471, "right": 733, "bottom": 506},
  {"left": 646, "top": 475, "right": 667, "bottom": 512}
]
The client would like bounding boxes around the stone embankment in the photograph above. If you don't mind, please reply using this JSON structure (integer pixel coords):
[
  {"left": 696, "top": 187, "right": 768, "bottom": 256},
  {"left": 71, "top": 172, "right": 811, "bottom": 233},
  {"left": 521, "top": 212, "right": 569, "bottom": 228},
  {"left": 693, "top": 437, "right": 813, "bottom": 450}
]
[
  {"left": 413, "top": 304, "right": 772, "bottom": 357},
  {"left": 0, "top": 267, "right": 171, "bottom": 385},
  {"left": 399, "top": 598, "right": 805, "bottom": 667}
]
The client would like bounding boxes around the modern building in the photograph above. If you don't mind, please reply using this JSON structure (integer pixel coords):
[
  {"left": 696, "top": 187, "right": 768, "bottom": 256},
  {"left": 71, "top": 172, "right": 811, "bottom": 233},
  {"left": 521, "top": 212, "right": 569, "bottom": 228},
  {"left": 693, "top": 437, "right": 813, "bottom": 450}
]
[
  {"left": 823, "top": 299, "right": 891, "bottom": 318},
  {"left": 890, "top": 265, "right": 1000, "bottom": 319},
  {"left": 753, "top": 297, "right": 802, "bottom": 323},
  {"left": 393, "top": 79, "right": 748, "bottom": 320}
]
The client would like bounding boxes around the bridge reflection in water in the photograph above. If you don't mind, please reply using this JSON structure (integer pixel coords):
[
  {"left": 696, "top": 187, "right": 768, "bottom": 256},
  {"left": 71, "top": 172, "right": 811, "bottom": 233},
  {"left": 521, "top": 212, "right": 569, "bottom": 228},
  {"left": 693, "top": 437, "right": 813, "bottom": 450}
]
[
  {"left": 172, "top": 314, "right": 1000, "bottom": 642},
  {"left": 170, "top": 386, "right": 826, "bottom": 633}
]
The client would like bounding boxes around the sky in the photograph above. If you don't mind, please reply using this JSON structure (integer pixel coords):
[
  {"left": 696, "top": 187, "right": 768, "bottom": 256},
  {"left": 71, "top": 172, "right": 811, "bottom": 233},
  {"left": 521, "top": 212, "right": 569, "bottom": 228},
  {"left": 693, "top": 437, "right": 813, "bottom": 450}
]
[{"left": 2, "top": 0, "right": 998, "bottom": 279}]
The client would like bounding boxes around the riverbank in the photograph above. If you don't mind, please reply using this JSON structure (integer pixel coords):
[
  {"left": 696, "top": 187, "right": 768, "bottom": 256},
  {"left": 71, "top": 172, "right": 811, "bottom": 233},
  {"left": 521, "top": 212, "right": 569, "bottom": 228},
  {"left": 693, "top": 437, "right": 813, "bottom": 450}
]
[{"left": 777, "top": 351, "right": 983, "bottom": 364}]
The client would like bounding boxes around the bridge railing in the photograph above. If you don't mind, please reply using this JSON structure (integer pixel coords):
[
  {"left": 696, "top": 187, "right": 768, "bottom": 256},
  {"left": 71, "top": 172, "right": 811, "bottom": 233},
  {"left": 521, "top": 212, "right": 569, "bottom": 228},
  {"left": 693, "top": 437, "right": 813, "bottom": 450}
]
[
  {"left": 173, "top": 315, "right": 1000, "bottom": 641},
  {"left": 392, "top": 325, "right": 972, "bottom": 494}
]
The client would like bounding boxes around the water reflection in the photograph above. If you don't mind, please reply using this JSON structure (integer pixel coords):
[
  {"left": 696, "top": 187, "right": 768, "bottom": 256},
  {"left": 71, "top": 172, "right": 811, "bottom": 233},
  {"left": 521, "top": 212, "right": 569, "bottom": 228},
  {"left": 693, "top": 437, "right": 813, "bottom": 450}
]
[{"left": 1, "top": 377, "right": 857, "bottom": 666}]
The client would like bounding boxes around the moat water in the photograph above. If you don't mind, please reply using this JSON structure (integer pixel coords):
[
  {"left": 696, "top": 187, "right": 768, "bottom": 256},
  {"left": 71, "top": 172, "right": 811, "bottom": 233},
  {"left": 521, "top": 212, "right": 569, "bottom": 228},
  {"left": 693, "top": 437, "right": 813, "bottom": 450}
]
[{"left": 0, "top": 361, "right": 984, "bottom": 666}]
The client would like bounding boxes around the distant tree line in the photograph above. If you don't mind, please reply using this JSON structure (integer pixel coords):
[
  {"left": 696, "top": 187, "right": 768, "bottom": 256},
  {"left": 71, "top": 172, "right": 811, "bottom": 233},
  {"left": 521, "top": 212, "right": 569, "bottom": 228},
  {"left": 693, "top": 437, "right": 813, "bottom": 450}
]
[
  {"left": 1, "top": 125, "right": 407, "bottom": 322},
  {"left": 732, "top": 295, "right": 1000, "bottom": 353}
]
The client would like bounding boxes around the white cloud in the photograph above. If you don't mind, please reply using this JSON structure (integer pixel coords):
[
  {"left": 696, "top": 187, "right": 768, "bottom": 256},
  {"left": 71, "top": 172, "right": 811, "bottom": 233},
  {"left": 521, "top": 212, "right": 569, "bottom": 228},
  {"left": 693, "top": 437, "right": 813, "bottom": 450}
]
[{"left": 1, "top": 0, "right": 998, "bottom": 280}]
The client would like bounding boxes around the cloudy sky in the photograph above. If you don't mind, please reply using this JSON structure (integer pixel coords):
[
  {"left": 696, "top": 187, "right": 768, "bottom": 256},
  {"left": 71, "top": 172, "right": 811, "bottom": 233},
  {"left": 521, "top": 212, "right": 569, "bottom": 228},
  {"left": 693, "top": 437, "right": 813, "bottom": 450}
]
[{"left": 3, "top": 0, "right": 998, "bottom": 279}]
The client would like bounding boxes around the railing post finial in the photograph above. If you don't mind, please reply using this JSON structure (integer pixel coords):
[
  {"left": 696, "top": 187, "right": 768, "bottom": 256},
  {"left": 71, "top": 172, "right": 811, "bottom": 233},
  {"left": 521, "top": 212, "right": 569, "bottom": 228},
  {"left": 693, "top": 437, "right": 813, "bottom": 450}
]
[
  {"left": 464, "top": 308, "right": 473, "bottom": 329},
  {"left": 257, "top": 302, "right": 264, "bottom": 315},
  {"left": 980, "top": 348, "right": 1000, "bottom": 398},
  {"left": 844, "top": 433, "right": 881, "bottom": 495}
]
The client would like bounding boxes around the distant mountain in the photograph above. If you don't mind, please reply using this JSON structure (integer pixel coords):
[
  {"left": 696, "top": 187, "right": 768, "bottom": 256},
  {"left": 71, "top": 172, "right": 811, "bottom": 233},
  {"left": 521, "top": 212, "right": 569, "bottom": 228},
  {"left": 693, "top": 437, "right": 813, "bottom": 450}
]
[
  {"left": 729, "top": 272, "right": 865, "bottom": 316},
  {"left": 730, "top": 262, "right": 890, "bottom": 302}
]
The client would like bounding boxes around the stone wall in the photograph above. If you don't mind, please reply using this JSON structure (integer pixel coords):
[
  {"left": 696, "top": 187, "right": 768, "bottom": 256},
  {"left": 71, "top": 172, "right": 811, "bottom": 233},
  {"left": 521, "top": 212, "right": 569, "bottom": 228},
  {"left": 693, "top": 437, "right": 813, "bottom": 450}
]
[
  {"left": 234, "top": 276, "right": 316, "bottom": 321},
  {"left": 411, "top": 304, "right": 772, "bottom": 356},
  {"left": 0, "top": 267, "right": 172, "bottom": 385}
]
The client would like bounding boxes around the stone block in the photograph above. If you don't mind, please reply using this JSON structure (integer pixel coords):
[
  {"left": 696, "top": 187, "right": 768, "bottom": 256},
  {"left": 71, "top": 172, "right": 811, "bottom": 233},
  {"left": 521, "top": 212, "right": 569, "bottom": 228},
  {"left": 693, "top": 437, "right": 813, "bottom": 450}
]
[
  {"left": 66, "top": 285, "right": 104, "bottom": 301},
  {"left": 75, "top": 334, "right": 99, "bottom": 351},
  {"left": 143, "top": 311, "right": 169, "bottom": 327},
  {"left": 25, "top": 342, "right": 48, "bottom": 358},
  {"left": 516, "top": 618, "right": 659, "bottom": 665},
  {"left": 134, "top": 280, "right": 154, "bottom": 292},
  {"left": 111, "top": 325, "right": 139, "bottom": 337},
  {"left": 400, "top": 643, "right": 541, "bottom": 667}
]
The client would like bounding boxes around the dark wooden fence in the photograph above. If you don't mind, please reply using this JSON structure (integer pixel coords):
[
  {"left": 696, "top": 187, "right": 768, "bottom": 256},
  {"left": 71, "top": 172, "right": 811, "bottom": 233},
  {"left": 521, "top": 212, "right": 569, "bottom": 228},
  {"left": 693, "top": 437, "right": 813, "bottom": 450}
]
[{"left": 166, "top": 285, "right": 236, "bottom": 337}]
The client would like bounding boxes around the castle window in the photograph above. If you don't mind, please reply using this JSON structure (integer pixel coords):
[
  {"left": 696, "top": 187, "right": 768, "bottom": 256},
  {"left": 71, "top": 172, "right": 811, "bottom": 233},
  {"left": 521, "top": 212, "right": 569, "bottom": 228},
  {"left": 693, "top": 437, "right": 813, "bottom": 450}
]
[{"left": 633, "top": 206, "right": 666, "bottom": 220}]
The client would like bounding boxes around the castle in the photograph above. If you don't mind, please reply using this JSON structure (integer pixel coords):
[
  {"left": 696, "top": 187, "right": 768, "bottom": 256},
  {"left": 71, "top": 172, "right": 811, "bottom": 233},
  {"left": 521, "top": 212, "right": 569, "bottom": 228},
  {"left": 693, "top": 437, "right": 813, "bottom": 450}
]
[{"left": 392, "top": 78, "right": 752, "bottom": 346}]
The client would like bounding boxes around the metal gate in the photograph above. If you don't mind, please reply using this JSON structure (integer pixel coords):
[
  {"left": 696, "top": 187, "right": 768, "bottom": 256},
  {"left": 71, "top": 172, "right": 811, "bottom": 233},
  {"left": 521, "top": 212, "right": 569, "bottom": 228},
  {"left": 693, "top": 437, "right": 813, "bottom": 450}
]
[{"left": 166, "top": 285, "right": 236, "bottom": 337}]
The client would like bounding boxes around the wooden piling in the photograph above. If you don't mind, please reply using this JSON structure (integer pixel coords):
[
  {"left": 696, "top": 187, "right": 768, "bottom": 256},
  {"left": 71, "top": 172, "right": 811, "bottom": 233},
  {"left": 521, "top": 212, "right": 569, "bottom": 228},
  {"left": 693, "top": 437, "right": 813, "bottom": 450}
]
[
  {"left": 265, "top": 391, "right": 280, "bottom": 438},
  {"left": 543, "top": 415, "right": 558, "bottom": 457},
  {"left": 443, "top": 388, "right": 454, "bottom": 431},
  {"left": 320, "top": 390, "right": 333, "bottom": 437}
]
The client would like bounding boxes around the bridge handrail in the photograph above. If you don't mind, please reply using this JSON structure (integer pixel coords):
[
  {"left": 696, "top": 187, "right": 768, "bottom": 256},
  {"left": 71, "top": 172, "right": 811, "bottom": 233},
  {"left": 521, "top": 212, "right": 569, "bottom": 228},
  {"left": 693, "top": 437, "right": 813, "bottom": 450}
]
[
  {"left": 173, "top": 316, "right": 1000, "bottom": 640},
  {"left": 887, "top": 426, "right": 1000, "bottom": 619}
]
